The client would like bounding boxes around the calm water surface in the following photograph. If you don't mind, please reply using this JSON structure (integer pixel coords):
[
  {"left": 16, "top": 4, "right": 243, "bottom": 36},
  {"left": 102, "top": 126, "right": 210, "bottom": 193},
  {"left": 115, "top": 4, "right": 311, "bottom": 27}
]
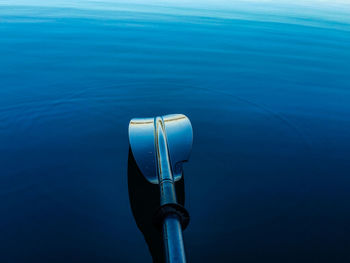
[{"left": 1, "top": 1, "right": 350, "bottom": 262}]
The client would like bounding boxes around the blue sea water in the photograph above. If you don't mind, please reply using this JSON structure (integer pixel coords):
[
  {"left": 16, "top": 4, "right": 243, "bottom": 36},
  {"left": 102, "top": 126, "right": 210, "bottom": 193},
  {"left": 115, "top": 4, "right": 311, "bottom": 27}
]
[{"left": 1, "top": 1, "right": 350, "bottom": 262}]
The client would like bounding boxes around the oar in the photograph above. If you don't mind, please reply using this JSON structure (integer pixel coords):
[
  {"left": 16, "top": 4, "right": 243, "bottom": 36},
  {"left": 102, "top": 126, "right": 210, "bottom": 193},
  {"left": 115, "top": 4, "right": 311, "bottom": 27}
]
[{"left": 128, "top": 114, "right": 193, "bottom": 263}]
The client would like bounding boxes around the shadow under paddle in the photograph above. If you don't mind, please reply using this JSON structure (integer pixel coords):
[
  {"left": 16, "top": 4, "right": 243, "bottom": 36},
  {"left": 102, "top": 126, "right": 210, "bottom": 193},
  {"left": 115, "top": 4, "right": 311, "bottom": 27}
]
[{"left": 127, "top": 148, "right": 185, "bottom": 263}]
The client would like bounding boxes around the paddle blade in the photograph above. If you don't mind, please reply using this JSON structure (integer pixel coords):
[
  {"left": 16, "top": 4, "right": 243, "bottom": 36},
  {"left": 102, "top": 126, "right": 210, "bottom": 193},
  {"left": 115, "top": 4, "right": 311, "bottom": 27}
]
[
  {"left": 163, "top": 114, "right": 193, "bottom": 181},
  {"left": 129, "top": 117, "right": 157, "bottom": 184},
  {"left": 128, "top": 114, "right": 193, "bottom": 184}
]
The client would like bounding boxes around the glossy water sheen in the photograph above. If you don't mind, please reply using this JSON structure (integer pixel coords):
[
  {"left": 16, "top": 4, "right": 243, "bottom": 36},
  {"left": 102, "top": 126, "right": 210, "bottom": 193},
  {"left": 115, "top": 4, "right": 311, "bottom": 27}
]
[{"left": 0, "top": 1, "right": 350, "bottom": 262}]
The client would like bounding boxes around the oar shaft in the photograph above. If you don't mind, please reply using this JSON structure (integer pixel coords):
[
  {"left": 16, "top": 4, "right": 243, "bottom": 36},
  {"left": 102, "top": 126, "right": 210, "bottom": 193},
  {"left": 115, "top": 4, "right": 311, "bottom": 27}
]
[
  {"left": 155, "top": 117, "right": 177, "bottom": 205},
  {"left": 155, "top": 117, "right": 187, "bottom": 263},
  {"left": 163, "top": 214, "right": 186, "bottom": 263}
]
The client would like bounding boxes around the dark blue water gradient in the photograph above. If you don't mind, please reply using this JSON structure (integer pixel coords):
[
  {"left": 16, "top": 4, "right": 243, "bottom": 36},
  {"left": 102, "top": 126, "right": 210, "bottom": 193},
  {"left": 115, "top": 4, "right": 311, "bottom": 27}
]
[{"left": 1, "top": 1, "right": 350, "bottom": 262}]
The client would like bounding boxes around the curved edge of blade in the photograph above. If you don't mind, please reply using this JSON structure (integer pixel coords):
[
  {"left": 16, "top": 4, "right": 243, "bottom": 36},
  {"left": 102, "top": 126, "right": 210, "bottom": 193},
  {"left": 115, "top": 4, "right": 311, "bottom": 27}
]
[
  {"left": 128, "top": 117, "right": 158, "bottom": 184},
  {"left": 163, "top": 114, "right": 193, "bottom": 181}
]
